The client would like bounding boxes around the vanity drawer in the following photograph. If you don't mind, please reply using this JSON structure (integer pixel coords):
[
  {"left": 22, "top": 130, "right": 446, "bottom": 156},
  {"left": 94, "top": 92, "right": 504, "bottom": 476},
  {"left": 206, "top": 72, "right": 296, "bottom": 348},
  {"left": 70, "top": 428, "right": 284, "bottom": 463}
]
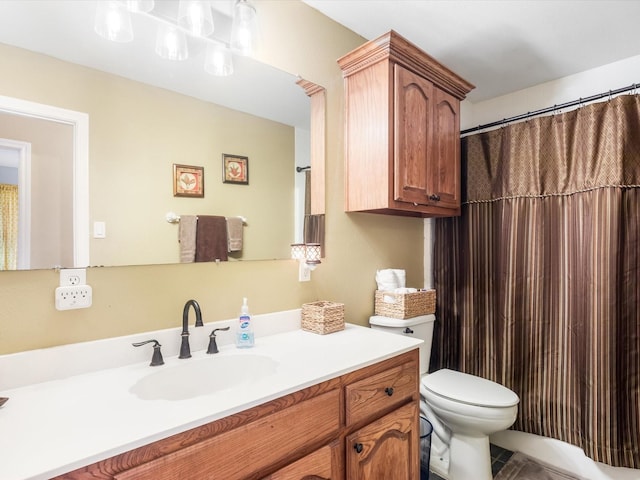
[
  {"left": 345, "top": 360, "right": 418, "bottom": 426},
  {"left": 114, "top": 389, "right": 341, "bottom": 480}
]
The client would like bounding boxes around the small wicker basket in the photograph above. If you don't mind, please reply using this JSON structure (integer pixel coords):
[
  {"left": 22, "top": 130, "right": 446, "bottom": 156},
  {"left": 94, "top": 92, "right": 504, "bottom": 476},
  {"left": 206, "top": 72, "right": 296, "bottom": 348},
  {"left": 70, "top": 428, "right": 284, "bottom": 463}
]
[
  {"left": 301, "top": 301, "right": 345, "bottom": 335},
  {"left": 374, "top": 289, "right": 436, "bottom": 319}
]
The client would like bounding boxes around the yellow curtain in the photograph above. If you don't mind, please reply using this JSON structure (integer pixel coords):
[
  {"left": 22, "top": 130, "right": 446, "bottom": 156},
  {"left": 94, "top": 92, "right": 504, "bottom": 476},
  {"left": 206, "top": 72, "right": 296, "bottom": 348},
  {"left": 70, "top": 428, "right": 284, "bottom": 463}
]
[{"left": 0, "top": 184, "right": 19, "bottom": 270}]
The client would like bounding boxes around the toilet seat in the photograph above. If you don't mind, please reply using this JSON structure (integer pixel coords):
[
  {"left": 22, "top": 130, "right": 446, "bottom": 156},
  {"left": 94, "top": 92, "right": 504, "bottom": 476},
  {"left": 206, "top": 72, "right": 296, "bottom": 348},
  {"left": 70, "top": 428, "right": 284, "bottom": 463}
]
[{"left": 422, "top": 369, "right": 519, "bottom": 408}]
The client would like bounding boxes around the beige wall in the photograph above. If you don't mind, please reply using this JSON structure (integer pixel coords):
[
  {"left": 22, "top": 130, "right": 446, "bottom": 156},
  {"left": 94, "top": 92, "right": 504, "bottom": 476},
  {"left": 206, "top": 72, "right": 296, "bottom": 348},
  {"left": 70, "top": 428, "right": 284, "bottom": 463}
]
[{"left": 0, "top": 1, "right": 425, "bottom": 355}]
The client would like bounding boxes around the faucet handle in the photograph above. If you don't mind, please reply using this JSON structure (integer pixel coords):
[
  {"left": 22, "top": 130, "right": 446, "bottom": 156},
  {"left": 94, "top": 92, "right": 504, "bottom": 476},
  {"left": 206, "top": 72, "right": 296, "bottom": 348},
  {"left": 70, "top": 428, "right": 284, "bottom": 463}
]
[
  {"left": 207, "top": 327, "right": 230, "bottom": 354},
  {"left": 132, "top": 339, "right": 165, "bottom": 366}
]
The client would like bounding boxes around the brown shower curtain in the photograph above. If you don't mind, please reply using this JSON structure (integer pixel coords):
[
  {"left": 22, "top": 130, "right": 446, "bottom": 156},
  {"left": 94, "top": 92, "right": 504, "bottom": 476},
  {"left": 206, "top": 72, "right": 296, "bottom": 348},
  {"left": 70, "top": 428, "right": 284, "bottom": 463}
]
[{"left": 431, "top": 94, "right": 640, "bottom": 468}]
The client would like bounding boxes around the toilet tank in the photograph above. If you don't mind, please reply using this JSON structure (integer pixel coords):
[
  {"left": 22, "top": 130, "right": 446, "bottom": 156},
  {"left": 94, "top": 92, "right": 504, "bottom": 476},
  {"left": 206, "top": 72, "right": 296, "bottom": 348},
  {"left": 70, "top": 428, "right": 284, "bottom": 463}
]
[{"left": 369, "top": 314, "right": 436, "bottom": 375}]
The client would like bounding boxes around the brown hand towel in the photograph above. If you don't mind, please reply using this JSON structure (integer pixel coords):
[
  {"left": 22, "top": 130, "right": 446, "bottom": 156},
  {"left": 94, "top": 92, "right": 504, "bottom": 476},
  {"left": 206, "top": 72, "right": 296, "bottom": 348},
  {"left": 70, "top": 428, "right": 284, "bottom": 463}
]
[
  {"left": 226, "top": 216, "right": 244, "bottom": 252},
  {"left": 195, "top": 215, "right": 228, "bottom": 262},
  {"left": 178, "top": 215, "right": 197, "bottom": 263}
]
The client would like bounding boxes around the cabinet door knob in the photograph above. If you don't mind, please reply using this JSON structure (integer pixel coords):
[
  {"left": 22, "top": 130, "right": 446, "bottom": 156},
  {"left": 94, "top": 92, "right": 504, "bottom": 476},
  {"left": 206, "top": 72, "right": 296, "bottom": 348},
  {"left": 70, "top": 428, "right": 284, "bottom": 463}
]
[
  {"left": 429, "top": 194, "right": 441, "bottom": 201},
  {"left": 354, "top": 442, "right": 364, "bottom": 454},
  {"left": 385, "top": 387, "right": 394, "bottom": 396}
]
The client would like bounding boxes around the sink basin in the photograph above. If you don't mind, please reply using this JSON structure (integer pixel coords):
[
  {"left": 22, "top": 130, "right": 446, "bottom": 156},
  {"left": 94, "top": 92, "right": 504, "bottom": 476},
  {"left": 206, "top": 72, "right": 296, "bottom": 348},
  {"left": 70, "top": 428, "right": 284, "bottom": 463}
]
[{"left": 130, "top": 354, "right": 279, "bottom": 401}]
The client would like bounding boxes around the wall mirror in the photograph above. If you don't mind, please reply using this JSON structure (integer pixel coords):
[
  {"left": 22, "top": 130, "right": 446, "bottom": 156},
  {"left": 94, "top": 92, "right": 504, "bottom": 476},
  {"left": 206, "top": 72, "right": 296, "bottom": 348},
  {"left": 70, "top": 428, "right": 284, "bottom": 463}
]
[{"left": 0, "top": 0, "right": 323, "bottom": 270}]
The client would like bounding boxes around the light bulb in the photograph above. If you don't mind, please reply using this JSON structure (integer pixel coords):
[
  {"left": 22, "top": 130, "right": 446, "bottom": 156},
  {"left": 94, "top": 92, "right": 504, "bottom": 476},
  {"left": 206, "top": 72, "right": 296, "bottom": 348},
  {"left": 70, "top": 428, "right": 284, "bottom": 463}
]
[
  {"left": 204, "top": 43, "right": 234, "bottom": 76},
  {"left": 155, "top": 23, "right": 189, "bottom": 61},
  {"left": 178, "top": 0, "right": 214, "bottom": 37},
  {"left": 231, "top": 0, "right": 258, "bottom": 56},
  {"left": 94, "top": 1, "right": 133, "bottom": 43}
]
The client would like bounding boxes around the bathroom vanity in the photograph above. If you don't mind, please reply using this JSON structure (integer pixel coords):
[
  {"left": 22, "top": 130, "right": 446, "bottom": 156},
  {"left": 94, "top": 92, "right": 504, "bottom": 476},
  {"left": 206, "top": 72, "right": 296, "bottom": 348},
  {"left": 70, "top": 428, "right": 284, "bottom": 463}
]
[{"left": 0, "top": 316, "right": 422, "bottom": 480}]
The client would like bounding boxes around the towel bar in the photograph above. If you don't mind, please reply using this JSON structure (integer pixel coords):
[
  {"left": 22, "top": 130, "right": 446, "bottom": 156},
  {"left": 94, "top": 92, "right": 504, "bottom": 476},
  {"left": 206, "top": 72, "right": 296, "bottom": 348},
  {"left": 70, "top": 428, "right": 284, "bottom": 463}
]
[{"left": 166, "top": 212, "right": 247, "bottom": 225}]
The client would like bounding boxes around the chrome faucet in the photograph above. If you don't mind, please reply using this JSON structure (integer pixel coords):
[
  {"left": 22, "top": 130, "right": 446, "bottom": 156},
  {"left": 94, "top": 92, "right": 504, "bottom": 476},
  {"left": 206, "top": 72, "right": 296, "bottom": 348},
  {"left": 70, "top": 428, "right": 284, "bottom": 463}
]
[{"left": 179, "top": 299, "right": 203, "bottom": 359}]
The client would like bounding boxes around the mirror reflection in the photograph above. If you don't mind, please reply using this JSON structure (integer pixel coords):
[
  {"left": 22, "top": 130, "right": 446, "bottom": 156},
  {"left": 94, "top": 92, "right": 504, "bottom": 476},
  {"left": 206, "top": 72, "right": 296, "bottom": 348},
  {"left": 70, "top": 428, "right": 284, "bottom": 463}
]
[{"left": 0, "top": 0, "right": 316, "bottom": 270}]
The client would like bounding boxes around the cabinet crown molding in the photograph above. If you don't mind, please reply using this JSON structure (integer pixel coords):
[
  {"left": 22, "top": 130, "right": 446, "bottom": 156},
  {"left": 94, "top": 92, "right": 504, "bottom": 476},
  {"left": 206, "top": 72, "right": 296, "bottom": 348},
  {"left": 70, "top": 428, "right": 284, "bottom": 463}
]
[{"left": 338, "top": 29, "right": 475, "bottom": 100}]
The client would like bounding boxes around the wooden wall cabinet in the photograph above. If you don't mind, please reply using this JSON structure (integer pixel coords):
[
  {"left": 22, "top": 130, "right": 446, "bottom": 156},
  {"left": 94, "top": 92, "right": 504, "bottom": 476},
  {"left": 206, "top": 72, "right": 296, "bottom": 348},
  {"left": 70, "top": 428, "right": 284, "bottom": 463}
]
[
  {"left": 55, "top": 350, "right": 420, "bottom": 480},
  {"left": 338, "top": 30, "right": 474, "bottom": 217}
]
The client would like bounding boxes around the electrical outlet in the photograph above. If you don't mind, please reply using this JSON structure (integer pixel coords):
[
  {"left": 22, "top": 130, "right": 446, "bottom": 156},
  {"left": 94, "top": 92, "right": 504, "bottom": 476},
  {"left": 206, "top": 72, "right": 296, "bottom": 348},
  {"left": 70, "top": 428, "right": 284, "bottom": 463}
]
[
  {"left": 55, "top": 285, "right": 92, "bottom": 310},
  {"left": 59, "top": 268, "right": 86, "bottom": 286},
  {"left": 298, "top": 262, "right": 311, "bottom": 282}
]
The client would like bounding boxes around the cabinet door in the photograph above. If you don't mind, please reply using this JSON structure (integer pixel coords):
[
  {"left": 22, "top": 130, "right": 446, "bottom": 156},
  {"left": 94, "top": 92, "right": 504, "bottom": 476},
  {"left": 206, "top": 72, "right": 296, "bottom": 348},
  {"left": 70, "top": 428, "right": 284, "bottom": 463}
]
[
  {"left": 263, "top": 442, "right": 340, "bottom": 480},
  {"left": 429, "top": 87, "right": 461, "bottom": 210},
  {"left": 346, "top": 402, "right": 419, "bottom": 480},
  {"left": 393, "top": 64, "right": 434, "bottom": 206}
]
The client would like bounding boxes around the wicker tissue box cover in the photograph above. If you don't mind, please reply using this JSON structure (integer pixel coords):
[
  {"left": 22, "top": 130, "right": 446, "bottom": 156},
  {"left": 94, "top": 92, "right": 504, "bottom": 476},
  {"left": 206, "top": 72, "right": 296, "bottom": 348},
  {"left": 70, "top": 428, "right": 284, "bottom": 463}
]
[
  {"left": 374, "top": 289, "right": 436, "bottom": 319},
  {"left": 301, "top": 301, "right": 345, "bottom": 334}
]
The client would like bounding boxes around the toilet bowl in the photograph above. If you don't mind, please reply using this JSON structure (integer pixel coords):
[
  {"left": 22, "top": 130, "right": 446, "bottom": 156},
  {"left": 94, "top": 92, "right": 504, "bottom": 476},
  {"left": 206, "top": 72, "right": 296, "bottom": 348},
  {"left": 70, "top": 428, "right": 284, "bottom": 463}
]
[
  {"left": 369, "top": 314, "right": 519, "bottom": 480},
  {"left": 422, "top": 368, "right": 519, "bottom": 479}
]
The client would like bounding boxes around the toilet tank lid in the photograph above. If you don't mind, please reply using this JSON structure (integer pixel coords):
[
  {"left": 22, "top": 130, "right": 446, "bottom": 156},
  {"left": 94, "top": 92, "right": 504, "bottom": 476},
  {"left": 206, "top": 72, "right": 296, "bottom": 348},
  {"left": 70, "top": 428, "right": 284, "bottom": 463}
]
[
  {"left": 422, "top": 369, "right": 519, "bottom": 407},
  {"left": 369, "top": 314, "right": 436, "bottom": 328}
]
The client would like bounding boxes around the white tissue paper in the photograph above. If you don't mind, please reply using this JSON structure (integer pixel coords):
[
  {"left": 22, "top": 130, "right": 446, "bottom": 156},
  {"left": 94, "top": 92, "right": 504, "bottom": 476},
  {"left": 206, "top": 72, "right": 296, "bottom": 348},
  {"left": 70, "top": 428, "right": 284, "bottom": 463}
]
[
  {"left": 383, "top": 287, "right": 417, "bottom": 303},
  {"left": 375, "top": 269, "right": 406, "bottom": 291}
]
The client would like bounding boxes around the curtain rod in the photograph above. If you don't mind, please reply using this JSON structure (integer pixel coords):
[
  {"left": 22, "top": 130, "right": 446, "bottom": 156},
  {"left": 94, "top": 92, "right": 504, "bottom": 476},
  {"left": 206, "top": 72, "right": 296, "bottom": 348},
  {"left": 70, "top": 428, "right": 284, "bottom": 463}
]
[{"left": 461, "top": 82, "right": 639, "bottom": 136}]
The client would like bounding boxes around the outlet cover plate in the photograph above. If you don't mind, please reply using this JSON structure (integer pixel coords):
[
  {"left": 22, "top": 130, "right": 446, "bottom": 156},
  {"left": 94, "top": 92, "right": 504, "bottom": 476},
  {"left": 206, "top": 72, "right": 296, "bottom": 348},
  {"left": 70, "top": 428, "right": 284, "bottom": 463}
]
[
  {"left": 59, "top": 268, "right": 86, "bottom": 286},
  {"left": 55, "top": 285, "right": 92, "bottom": 310}
]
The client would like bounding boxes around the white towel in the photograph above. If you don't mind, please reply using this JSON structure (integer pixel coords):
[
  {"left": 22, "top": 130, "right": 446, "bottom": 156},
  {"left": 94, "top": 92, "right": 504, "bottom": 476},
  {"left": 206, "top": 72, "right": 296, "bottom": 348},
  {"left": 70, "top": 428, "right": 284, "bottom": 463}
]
[
  {"left": 226, "top": 216, "right": 244, "bottom": 252},
  {"left": 178, "top": 215, "right": 197, "bottom": 262},
  {"left": 376, "top": 269, "right": 406, "bottom": 290}
]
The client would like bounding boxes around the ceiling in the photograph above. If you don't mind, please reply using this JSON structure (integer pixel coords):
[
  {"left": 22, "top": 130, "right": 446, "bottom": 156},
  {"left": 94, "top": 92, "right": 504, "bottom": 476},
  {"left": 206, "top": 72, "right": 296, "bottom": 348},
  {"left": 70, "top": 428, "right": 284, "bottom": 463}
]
[
  {"left": 2, "top": 1, "right": 639, "bottom": 113},
  {"left": 302, "top": 0, "right": 640, "bottom": 103}
]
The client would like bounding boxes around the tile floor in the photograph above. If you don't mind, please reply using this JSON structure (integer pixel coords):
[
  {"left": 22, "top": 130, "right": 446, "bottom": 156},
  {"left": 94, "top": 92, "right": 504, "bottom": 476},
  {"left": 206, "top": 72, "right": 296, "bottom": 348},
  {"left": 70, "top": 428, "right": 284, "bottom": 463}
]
[{"left": 427, "top": 444, "right": 514, "bottom": 480}]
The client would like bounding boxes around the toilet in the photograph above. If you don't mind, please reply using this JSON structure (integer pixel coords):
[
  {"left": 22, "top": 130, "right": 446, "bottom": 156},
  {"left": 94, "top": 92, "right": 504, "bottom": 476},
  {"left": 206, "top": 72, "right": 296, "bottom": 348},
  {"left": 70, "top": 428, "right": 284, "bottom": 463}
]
[{"left": 369, "top": 314, "right": 519, "bottom": 480}]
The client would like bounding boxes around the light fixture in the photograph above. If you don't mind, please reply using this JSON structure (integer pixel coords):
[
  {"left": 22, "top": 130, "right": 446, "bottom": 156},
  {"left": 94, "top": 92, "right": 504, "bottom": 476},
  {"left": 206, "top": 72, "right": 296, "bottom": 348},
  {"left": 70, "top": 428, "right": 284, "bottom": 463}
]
[
  {"left": 93, "top": 0, "right": 256, "bottom": 75},
  {"left": 305, "top": 243, "right": 322, "bottom": 265},
  {"left": 178, "top": 0, "right": 214, "bottom": 38},
  {"left": 231, "top": 0, "right": 258, "bottom": 56},
  {"left": 204, "top": 42, "right": 234, "bottom": 76},
  {"left": 291, "top": 243, "right": 321, "bottom": 282},
  {"left": 94, "top": 1, "right": 134, "bottom": 43},
  {"left": 125, "top": 0, "right": 155, "bottom": 13},
  {"left": 291, "top": 243, "right": 306, "bottom": 261},
  {"left": 155, "top": 23, "right": 189, "bottom": 61}
]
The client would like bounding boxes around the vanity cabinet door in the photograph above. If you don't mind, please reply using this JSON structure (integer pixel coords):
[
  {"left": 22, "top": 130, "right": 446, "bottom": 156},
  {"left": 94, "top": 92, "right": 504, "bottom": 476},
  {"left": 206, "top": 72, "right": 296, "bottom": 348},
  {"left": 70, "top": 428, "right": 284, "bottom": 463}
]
[
  {"left": 262, "top": 441, "right": 340, "bottom": 480},
  {"left": 346, "top": 402, "right": 419, "bottom": 480}
]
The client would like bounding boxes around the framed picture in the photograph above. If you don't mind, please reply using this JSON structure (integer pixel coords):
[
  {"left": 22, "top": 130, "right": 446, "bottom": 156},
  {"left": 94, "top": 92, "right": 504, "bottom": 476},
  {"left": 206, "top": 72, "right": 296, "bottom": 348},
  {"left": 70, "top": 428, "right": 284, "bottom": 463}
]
[
  {"left": 223, "top": 154, "right": 249, "bottom": 185},
  {"left": 173, "top": 164, "right": 204, "bottom": 197}
]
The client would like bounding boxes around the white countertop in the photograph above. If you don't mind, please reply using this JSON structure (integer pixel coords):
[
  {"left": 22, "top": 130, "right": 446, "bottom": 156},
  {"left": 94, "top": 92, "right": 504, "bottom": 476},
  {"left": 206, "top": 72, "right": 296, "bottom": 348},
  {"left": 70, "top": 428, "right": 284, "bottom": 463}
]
[{"left": 0, "top": 317, "right": 421, "bottom": 480}]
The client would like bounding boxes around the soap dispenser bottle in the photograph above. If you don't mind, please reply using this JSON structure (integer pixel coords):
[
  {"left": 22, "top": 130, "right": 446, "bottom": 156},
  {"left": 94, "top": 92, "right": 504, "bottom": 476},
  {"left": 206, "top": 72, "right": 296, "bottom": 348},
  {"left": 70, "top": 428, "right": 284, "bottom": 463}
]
[{"left": 236, "top": 297, "right": 255, "bottom": 348}]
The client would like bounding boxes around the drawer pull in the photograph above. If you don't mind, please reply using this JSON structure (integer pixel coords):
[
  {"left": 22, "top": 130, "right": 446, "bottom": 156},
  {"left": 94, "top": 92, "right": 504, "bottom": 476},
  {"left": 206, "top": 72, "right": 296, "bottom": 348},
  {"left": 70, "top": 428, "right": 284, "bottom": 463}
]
[
  {"left": 385, "top": 387, "right": 394, "bottom": 396},
  {"left": 354, "top": 442, "right": 364, "bottom": 454},
  {"left": 404, "top": 327, "right": 414, "bottom": 334},
  {"left": 429, "top": 194, "right": 441, "bottom": 202}
]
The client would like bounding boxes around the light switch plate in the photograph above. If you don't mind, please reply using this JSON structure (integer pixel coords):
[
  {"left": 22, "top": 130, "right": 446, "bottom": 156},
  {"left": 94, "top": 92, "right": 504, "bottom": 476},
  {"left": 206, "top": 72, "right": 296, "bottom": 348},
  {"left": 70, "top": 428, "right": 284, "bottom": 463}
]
[{"left": 93, "top": 221, "right": 106, "bottom": 238}]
